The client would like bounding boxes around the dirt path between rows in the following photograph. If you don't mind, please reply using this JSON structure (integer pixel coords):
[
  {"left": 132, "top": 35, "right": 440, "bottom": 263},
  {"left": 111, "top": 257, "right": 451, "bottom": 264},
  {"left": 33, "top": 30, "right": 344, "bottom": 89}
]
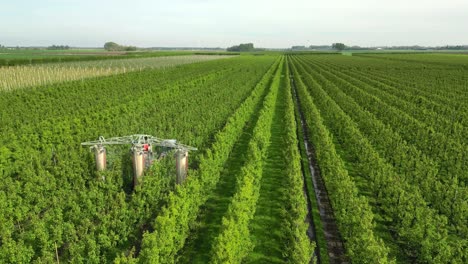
[{"left": 289, "top": 61, "right": 348, "bottom": 264}]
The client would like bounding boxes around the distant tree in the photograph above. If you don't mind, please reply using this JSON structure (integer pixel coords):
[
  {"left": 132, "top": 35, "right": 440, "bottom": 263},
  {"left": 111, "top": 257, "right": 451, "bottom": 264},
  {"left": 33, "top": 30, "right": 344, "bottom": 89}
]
[
  {"left": 104, "top": 42, "right": 137, "bottom": 51},
  {"left": 104, "top": 42, "right": 121, "bottom": 51},
  {"left": 227, "top": 45, "right": 239, "bottom": 52},
  {"left": 332, "top": 43, "right": 346, "bottom": 51},
  {"left": 227, "top": 43, "right": 255, "bottom": 52},
  {"left": 239, "top": 43, "right": 254, "bottom": 51}
]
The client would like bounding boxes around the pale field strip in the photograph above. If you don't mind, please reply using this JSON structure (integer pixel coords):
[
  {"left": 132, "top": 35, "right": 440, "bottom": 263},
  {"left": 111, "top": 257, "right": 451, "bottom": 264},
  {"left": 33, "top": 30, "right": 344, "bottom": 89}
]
[{"left": 0, "top": 55, "right": 234, "bottom": 91}]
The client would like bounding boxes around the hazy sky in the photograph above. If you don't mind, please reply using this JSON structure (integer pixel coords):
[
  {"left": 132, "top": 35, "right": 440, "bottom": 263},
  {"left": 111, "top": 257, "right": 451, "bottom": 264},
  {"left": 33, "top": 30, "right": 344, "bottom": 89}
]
[{"left": 1, "top": 0, "right": 467, "bottom": 48}]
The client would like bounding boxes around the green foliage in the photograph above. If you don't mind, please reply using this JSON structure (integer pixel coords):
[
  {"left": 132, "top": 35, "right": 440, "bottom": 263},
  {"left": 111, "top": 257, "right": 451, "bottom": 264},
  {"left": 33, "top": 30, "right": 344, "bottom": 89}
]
[
  {"left": 104, "top": 42, "right": 121, "bottom": 51},
  {"left": 332, "top": 43, "right": 346, "bottom": 51},
  {"left": 104, "top": 42, "right": 137, "bottom": 51},
  {"left": 0, "top": 55, "right": 231, "bottom": 91},
  {"left": 2, "top": 49, "right": 465, "bottom": 264},
  {"left": 227, "top": 43, "right": 255, "bottom": 52},
  {"left": 136, "top": 56, "right": 281, "bottom": 263},
  {"left": 290, "top": 54, "right": 468, "bottom": 263},
  {"left": 47, "top": 45, "right": 70, "bottom": 50},
  {"left": 281, "top": 58, "right": 316, "bottom": 263},
  {"left": 0, "top": 56, "right": 277, "bottom": 263},
  {"left": 290, "top": 55, "right": 393, "bottom": 263},
  {"left": 298, "top": 54, "right": 468, "bottom": 239},
  {"left": 0, "top": 50, "right": 196, "bottom": 67},
  {"left": 209, "top": 57, "right": 283, "bottom": 264}
]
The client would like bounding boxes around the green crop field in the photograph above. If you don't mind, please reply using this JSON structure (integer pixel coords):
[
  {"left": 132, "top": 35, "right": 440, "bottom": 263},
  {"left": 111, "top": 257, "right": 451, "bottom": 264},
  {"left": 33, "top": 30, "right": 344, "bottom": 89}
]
[
  {"left": 0, "top": 55, "right": 235, "bottom": 91},
  {"left": 0, "top": 52, "right": 467, "bottom": 263},
  {"left": 0, "top": 49, "right": 207, "bottom": 67}
]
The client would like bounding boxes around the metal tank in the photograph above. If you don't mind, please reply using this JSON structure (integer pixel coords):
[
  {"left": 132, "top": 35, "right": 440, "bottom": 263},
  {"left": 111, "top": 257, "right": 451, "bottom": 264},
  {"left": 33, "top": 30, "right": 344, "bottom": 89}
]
[
  {"left": 94, "top": 145, "right": 107, "bottom": 171},
  {"left": 132, "top": 146, "right": 145, "bottom": 186},
  {"left": 175, "top": 150, "right": 188, "bottom": 184}
]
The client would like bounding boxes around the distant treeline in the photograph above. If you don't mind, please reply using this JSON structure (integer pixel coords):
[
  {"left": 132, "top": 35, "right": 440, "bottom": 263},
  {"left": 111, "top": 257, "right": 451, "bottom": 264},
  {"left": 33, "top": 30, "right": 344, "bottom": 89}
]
[
  {"left": 226, "top": 43, "right": 265, "bottom": 52},
  {"left": 291, "top": 44, "right": 468, "bottom": 51},
  {"left": 227, "top": 43, "right": 255, "bottom": 52},
  {"left": 47, "top": 45, "right": 70, "bottom": 50},
  {"left": 194, "top": 52, "right": 240, "bottom": 56},
  {"left": 432, "top": 45, "right": 468, "bottom": 50}
]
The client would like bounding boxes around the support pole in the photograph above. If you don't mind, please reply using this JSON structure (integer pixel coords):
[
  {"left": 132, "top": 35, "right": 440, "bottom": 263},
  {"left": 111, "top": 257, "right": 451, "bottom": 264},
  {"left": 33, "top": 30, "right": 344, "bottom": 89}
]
[{"left": 55, "top": 242, "right": 60, "bottom": 264}]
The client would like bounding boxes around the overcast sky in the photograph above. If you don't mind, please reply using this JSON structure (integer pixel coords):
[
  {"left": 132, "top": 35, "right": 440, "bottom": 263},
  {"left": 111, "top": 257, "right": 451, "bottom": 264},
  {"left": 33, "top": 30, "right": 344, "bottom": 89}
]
[{"left": 1, "top": 0, "right": 467, "bottom": 48}]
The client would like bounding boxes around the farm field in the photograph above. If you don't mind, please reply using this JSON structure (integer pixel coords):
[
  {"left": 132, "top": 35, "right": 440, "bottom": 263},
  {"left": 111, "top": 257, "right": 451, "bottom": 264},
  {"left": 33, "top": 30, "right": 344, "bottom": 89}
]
[
  {"left": 0, "top": 49, "right": 197, "bottom": 66},
  {"left": 354, "top": 52, "right": 468, "bottom": 66},
  {"left": 0, "top": 55, "right": 234, "bottom": 91},
  {"left": 289, "top": 53, "right": 468, "bottom": 263},
  {"left": 0, "top": 52, "right": 467, "bottom": 264}
]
